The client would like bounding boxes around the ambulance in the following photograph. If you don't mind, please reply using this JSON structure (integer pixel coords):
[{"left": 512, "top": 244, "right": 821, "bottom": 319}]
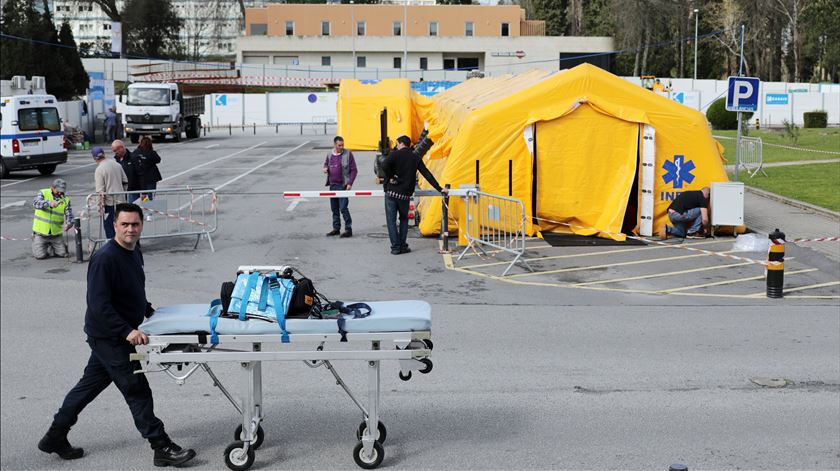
[{"left": 1, "top": 78, "right": 67, "bottom": 178}]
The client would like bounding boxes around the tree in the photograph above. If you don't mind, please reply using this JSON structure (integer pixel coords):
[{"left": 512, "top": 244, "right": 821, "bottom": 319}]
[
  {"left": 58, "top": 22, "right": 90, "bottom": 94},
  {"left": 121, "top": 0, "right": 183, "bottom": 59},
  {"left": 532, "top": 0, "right": 567, "bottom": 36},
  {"left": 802, "top": 0, "right": 840, "bottom": 82}
]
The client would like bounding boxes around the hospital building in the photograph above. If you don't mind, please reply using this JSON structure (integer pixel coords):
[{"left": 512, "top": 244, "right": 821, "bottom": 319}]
[{"left": 238, "top": 4, "right": 614, "bottom": 80}]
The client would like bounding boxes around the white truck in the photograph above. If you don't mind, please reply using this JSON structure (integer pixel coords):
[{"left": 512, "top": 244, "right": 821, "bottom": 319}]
[
  {"left": 123, "top": 82, "right": 204, "bottom": 143},
  {"left": 0, "top": 76, "right": 67, "bottom": 178}
]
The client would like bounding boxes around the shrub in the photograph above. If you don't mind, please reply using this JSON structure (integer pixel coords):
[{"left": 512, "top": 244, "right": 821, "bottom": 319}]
[
  {"left": 782, "top": 119, "right": 800, "bottom": 144},
  {"left": 706, "top": 98, "right": 754, "bottom": 130},
  {"left": 803, "top": 111, "right": 828, "bottom": 128}
]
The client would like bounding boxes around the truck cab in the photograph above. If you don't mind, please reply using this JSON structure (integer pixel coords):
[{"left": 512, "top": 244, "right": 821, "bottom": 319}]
[
  {"left": 0, "top": 94, "right": 68, "bottom": 178},
  {"left": 123, "top": 82, "right": 203, "bottom": 143}
]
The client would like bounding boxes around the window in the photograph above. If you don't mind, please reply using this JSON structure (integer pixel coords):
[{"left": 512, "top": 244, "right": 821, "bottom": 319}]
[
  {"left": 356, "top": 21, "right": 365, "bottom": 36},
  {"left": 18, "top": 108, "right": 61, "bottom": 132},
  {"left": 465, "top": 21, "right": 473, "bottom": 36},
  {"left": 285, "top": 21, "right": 294, "bottom": 36},
  {"left": 321, "top": 56, "right": 331, "bottom": 66},
  {"left": 429, "top": 21, "right": 438, "bottom": 36},
  {"left": 321, "top": 21, "right": 330, "bottom": 36},
  {"left": 393, "top": 57, "right": 402, "bottom": 69},
  {"left": 250, "top": 23, "right": 267, "bottom": 35},
  {"left": 501, "top": 22, "right": 509, "bottom": 36},
  {"left": 419, "top": 57, "right": 428, "bottom": 70},
  {"left": 443, "top": 58, "right": 455, "bottom": 70},
  {"left": 357, "top": 56, "right": 366, "bottom": 68},
  {"left": 104, "top": 23, "right": 111, "bottom": 30},
  {"left": 393, "top": 21, "right": 402, "bottom": 36}
]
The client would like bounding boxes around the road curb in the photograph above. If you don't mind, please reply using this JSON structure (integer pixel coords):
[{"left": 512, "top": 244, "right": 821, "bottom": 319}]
[{"left": 745, "top": 186, "right": 840, "bottom": 222}]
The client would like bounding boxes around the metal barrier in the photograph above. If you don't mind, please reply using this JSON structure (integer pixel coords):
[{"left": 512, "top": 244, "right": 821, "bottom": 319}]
[
  {"left": 84, "top": 187, "right": 217, "bottom": 253},
  {"left": 457, "top": 190, "right": 532, "bottom": 276},
  {"left": 739, "top": 136, "right": 767, "bottom": 177}
]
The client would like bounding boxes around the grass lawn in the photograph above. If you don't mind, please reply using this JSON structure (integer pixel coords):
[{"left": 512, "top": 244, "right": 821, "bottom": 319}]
[
  {"left": 728, "top": 162, "right": 840, "bottom": 211},
  {"left": 715, "top": 128, "right": 840, "bottom": 163}
]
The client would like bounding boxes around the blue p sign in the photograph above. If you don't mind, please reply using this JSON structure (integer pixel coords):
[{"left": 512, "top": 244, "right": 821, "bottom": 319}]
[{"left": 726, "top": 76, "right": 760, "bottom": 112}]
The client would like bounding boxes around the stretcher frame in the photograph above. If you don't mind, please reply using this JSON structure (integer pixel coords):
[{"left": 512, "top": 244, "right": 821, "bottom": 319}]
[{"left": 131, "top": 330, "right": 433, "bottom": 470}]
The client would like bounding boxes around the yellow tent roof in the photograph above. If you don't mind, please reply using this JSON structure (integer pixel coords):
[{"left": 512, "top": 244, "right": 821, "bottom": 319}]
[
  {"left": 416, "top": 63, "right": 728, "bottom": 240},
  {"left": 336, "top": 78, "right": 425, "bottom": 150}
]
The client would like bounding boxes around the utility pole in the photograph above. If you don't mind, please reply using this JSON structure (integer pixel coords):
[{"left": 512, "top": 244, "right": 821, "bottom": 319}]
[
  {"left": 693, "top": 8, "right": 699, "bottom": 90},
  {"left": 735, "top": 24, "right": 745, "bottom": 182}
]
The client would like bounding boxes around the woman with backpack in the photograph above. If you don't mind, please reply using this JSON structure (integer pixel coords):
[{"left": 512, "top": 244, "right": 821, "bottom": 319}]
[{"left": 134, "top": 136, "right": 163, "bottom": 200}]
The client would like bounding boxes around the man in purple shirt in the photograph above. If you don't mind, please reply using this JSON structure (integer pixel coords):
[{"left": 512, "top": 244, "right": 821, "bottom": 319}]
[{"left": 323, "top": 136, "right": 358, "bottom": 238}]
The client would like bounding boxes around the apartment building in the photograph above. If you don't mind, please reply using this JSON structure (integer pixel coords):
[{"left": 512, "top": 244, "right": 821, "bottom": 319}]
[{"left": 238, "top": 4, "right": 613, "bottom": 79}]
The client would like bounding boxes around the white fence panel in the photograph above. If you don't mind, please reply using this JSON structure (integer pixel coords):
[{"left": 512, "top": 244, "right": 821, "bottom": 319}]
[{"left": 267, "top": 92, "right": 337, "bottom": 124}]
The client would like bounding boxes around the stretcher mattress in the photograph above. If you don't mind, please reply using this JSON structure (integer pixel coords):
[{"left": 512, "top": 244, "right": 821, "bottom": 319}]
[{"left": 141, "top": 300, "right": 432, "bottom": 336}]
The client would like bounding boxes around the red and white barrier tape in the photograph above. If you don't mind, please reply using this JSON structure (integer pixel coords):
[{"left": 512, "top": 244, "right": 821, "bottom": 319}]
[{"left": 789, "top": 236, "right": 840, "bottom": 243}]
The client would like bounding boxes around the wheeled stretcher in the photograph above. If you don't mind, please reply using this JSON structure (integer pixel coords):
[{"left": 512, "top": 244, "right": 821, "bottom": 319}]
[{"left": 131, "top": 266, "right": 433, "bottom": 470}]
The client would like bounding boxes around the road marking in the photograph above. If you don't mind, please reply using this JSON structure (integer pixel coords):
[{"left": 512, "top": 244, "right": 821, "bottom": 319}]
[
  {"left": 286, "top": 197, "right": 308, "bottom": 211},
  {"left": 746, "top": 280, "right": 840, "bottom": 297},
  {"left": 0, "top": 200, "right": 26, "bottom": 209},
  {"left": 205, "top": 144, "right": 219, "bottom": 149},
  {"left": 509, "top": 251, "right": 740, "bottom": 278},
  {"left": 1, "top": 162, "right": 99, "bottom": 189},
  {"left": 1, "top": 176, "right": 39, "bottom": 188},
  {"left": 663, "top": 267, "right": 814, "bottom": 293},
  {"left": 459, "top": 239, "right": 732, "bottom": 269},
  {"left": 173, "top": 141, "right": 310, "bottom": 212},
  {"left": 572, "top": 260, "right": 759, "bottom": 286},
  {"left": 161, "top": 141, "right": 266, "bottom": 183}
]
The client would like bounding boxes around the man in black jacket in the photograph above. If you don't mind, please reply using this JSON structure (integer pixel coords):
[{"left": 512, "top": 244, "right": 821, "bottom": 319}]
[
  {"left": 38, "top": 203, "right": 196, "bottom": 468},
  {"left": 661, "top": 187, "right": 710, "bottom": 239},
  {"left": 381, "top": 135, "right": 447, "bottom": 255}
]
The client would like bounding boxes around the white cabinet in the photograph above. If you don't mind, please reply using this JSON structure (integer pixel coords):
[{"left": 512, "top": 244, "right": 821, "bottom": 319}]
[{"left": 711, "top": 182, "right": 745, "bottom": 226}]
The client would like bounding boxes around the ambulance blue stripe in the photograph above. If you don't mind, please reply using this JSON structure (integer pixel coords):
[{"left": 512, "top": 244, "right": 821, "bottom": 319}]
[{"left": 0, "top": 131, "right": 65, "bottom": 139}]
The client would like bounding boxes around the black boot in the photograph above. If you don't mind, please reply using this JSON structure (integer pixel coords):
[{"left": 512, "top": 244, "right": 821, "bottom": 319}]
[
  {"left": 153, "top": 440, "right": 196, "bottom": 467},
  {"left": 38, "top": 425, "right": 84, "bottom": 460}
]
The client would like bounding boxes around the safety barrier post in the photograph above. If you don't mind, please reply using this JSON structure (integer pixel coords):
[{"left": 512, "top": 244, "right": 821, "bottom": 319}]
[
  {"left": 74, "top": 217, "right": 83, "bottom": 262},
  {"left": 767, "top": 228, "right": 785, "bottom": 298},
  {"left": 300, "top": 123, "right": 303, "bottom": 135},
  {"left": 441, "top": 184, "right": 450, "bottom": 252},
  {"left": 229, "top": 123, "right": 232, "bottom": 136},
  {"left": 275, "top": 124, "right": 278, "bottom": 133},
  {"left": 323, "top": 122, "right": 327, "bottom": 134},
  {"left": 253, "top": 123, "right": 256, "bottom": 135}
]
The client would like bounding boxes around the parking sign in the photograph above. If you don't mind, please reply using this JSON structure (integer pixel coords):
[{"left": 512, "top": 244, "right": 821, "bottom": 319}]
[{"left": 726, "top": 76, "right": 760, "bottom": 112}]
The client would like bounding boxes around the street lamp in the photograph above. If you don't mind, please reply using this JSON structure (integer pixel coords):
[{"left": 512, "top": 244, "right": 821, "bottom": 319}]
[
  {"left": 351, "top": 1, "right": 356, "bottom": 79},
  {"left": 693, "top": 8, "right": 699, "bottom": 90}
]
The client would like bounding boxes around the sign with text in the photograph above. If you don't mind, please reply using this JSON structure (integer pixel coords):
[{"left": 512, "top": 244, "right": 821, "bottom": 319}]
[{"left": 726, "top": 76, "right": 760, "bottom": 112}]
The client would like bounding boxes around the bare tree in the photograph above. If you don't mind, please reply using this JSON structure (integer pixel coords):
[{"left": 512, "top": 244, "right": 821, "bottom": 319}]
[
  {"left": 774, "top": 0, "right": 805, "bottom": 82},
  {"left": 181, "top": 0, "right": 239, "bottom": 60}
]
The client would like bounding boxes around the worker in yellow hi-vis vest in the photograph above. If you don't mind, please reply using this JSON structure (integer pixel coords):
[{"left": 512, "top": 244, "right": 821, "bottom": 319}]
[{"left": 32, "top": 178, "right": 74, "bottom": 259}]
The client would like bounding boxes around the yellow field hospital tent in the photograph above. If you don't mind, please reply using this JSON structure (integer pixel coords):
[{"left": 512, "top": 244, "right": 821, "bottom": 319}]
[
  {"left": 336, "top": 79, "right": 425, "bottom": 150},
  {"left": 416, "top": 63, "right": 729, "bottom": 241}
]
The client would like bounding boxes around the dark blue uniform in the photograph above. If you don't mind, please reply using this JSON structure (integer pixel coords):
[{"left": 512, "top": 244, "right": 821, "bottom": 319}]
[{"left": 51, "top": 240, "right": 168, "bottom": 444}]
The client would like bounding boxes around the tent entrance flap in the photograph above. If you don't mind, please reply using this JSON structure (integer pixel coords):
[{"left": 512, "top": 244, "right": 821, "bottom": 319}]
[{"left": 533, "top": 103, "right": 638, "bottom": 241}]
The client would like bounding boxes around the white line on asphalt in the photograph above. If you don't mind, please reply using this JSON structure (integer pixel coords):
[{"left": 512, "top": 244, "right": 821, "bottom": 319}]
[
  {"left": 174, "top": 141, "right": 310, "bottom": 212},
  {"left": 1, "top": 162, "right": 99, "bottom": 189},
  {"left": 286, "top": 197, "right": 308, "bottom": 212},
  {"left": 161, "top": 142, "right": 266, "bottom": 183},
  {"left": 1, "top": 200, "right": 26, "bottom": 209},
  {"left": 205, "top": 144, "right": 219, "bottom": 149}
]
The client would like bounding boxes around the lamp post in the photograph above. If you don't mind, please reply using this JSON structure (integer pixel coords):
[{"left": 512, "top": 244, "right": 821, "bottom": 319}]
[
  {"left": 351, "top": 1, "right": 356, "bottom": 79},
  {"left": 693, "top": 8, "right": 699, "bottom": 90}
]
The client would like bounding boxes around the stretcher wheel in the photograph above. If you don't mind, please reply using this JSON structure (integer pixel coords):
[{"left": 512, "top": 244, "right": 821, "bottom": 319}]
[
  {"left": 398, "top": 371, "right": 412, "bottom": 381},
  {"left": 224, "top": 441, "right": 255, "bottom": 471},
  {"left": 419, "top": 358, "right": 433, "bottom": 374},
  {"left": 352, "top": 440, "right": 384, "bottom": 469},
  {"left": 234, "top": 424, "right": 264, "bottom": 449},
  {"left": 356, "top": 420, "right": 387, "bottom": 444},
  {"left": 422, "top": 339, "right": 434, "bottom": 351}
]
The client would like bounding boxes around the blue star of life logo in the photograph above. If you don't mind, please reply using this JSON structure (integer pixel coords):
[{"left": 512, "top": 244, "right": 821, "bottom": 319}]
[{"left": 662, "top": 154, "right": 695, "bottom": 189}]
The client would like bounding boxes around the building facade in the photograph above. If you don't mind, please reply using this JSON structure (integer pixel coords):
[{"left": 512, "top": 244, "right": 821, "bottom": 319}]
[
  {"left": 238, "top": 4, "right": 614, "bottom": 81},
  {"left": 51, "top": 0, "right": 270, "bottom": 57}
]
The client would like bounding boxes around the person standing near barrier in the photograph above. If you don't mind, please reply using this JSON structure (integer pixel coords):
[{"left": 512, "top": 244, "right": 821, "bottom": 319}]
[
  {"left": 104, "top": 107, "right": 117, "bottom": 143},
  {"left": 93, "top": 146, "right": 128, "bottom": 240},
  {"left": 31, "top": 178, "right": 74, "bottom": 259},
  {"left": 323, "top": 136, "right": 357, "bottom": 238},
  {"left": 112, "top": 139, "right": 143, "bottom": 195},
  {"left": 661, "top": 187, "right": 710, "bottom": 239},
  {"left": 134, "top": 136, "right": 163, "bottom": 200},
  {"left": 38, "top": 203, "right": 197, "bottom": 468},
  {"left": 382, "top": 135, "right": 447, "bottom": 255}
]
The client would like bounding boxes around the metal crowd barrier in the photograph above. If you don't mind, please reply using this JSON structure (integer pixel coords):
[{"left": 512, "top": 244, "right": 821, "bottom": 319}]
[
  {"left": 84, "top": 187, "right": 217, "bottom": 253},
  {"left": 739, "top": 136, "right": 767, "bottom": 177},
  {"left": 457, "top": 189, "right": 533, "bottom": 276}
]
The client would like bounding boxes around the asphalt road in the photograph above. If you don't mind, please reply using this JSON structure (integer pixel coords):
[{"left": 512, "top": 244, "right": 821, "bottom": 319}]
[{"left": 2, "top": 128, "right": 838, "bottom": 470}]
